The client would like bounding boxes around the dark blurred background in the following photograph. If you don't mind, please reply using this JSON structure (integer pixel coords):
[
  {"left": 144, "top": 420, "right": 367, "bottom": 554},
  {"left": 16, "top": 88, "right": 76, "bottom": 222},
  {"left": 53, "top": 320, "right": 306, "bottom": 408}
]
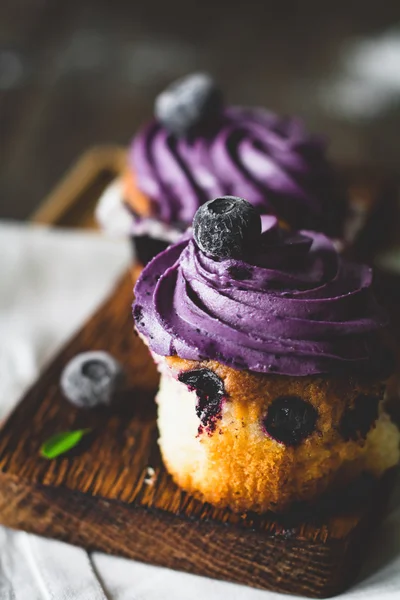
[{"left": 1, "top": 0, "right": 400, "bottom": 220}]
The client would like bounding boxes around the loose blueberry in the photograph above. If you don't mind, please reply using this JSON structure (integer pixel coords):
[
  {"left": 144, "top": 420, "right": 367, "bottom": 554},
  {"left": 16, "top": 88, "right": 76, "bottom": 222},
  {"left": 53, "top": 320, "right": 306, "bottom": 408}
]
[
  {"left": 154, "top": 72, "right": 223, "bottom": 137},
  {"left": 193, "top": 196, "right": 261, "bottom": 259},
  {"left": 339, "top": 394, "right": 380, "bottom": 441},
  {"left": 178, "top": 368, "right": 226, "bottom": 433},
  {"left": 264, "top": 396, "right": 318, "bottom": 446},
  {"left": 60, "top": 351, "right": 124, "bottom": 408}
]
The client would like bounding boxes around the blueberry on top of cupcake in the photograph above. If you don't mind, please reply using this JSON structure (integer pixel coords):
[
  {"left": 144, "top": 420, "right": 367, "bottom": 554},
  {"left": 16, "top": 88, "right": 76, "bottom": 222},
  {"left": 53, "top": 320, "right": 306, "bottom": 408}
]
[
  {"left": 129, "top": 73, "right": 344, "bottom": 236},
  {"left": 155, "top": 72, "right": 223, "bottom": 138},
  {"left": 193, "top": 196, "right": 262, "bottom": 259},
  {"left": 134, "top": 196, "right": 389, "bottom": 378}
]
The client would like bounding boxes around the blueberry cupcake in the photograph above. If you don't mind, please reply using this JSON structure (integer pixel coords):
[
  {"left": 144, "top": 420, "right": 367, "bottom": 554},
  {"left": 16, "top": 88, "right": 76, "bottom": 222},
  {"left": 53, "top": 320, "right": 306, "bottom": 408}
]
[
  {"left": 96, "top": 72, "right": 345, "bottom": 265},
  {"left": 133, "top": 196, "right": 399, "bottom": 513}
]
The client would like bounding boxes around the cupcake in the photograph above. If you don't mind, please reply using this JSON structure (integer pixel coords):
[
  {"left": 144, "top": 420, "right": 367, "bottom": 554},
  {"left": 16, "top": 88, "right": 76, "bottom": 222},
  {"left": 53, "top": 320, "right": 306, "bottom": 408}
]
[
  {"left": 133, "top": 195, "right": 399, "bottom": 514},
  {"left": 97, "top": 73, "right": 345, "bottom": 265}
]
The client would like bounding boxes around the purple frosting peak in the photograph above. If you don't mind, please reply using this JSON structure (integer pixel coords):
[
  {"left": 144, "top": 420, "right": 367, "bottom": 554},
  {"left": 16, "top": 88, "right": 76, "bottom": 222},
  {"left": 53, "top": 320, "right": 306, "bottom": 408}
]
[
  {"left": 134, "top": 218, "right": 388, "bottom": 377},
  {"left": 130, "top": 107, "right": 343, "bottom": 235}
]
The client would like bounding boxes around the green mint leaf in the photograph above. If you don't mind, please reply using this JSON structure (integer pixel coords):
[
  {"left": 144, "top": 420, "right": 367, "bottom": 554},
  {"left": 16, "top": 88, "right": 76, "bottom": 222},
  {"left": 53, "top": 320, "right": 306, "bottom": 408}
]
[{"left": 40, "top": 429, "right": 91, "bottom": 459}]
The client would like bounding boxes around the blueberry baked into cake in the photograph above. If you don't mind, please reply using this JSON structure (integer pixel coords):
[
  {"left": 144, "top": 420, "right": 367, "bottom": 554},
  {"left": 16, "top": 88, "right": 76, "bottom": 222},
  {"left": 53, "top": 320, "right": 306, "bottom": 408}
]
[
  {"left": 133, "top": 195, "right": 399, "bottom": 513},
  {"left": 97, "top": 72, "right": 345, "bottom": 265}
]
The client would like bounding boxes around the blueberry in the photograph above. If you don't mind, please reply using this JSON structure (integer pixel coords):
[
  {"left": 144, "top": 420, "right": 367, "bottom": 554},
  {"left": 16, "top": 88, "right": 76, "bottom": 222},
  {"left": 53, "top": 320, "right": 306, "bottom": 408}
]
[
  {"left": 60, "top": 351, "right": 124, "bottom": 408},
  {"left": 264, "top": 396, "right": 318, "bottom": 446},
  {"left": 133, "top": 304, "right": 144, "bottom": 326},
  {"left": 178, "top": 368, "right": 226, "bottom": 433},
  {"left": 193, "top": 196, "right": 261, "bottom": 259},
  {"left": 154, "top": 72, "right": 223, "bottom": 137},
  {"left": 339, "top": 394, "right": 380, "bottom": 441}
]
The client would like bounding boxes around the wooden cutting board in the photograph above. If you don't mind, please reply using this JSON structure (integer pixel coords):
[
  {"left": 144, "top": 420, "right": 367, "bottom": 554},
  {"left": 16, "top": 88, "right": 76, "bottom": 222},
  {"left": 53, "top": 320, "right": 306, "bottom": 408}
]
[
  {"left": 0, "top": 269, "right": 395, "bottom": 599},
  {"left": 0, "top": 147, "right": 398, "bottom": 598},
  {"left": 30, "top": 145, "right": 126, "bottom": 229}
]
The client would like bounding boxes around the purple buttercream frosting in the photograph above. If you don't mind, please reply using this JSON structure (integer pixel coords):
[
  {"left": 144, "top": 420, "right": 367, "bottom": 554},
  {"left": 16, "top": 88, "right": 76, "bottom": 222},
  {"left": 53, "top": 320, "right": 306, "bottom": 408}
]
[
  {"left": 130, "top": 107, "right": 344, "bottom": 236},
  {"left": 133, "top": 217, "right": 388, "bottom": 377}
]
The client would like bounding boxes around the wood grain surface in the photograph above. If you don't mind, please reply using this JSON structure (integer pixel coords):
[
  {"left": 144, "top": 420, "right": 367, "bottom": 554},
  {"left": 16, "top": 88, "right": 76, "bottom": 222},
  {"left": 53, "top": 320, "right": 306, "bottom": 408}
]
[{"left": 0, "top": 268, "right": 396, "bottom": 598}]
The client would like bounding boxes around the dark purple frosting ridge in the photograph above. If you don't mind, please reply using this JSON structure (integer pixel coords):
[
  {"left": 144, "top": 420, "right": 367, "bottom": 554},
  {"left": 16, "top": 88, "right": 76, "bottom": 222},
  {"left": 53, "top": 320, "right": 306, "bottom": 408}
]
[
  {"left": 130, "top": 107, "right": 343, "bottom": 235},
  {"left": 134, "top": 217, "right": 388, "bottom": 377}
]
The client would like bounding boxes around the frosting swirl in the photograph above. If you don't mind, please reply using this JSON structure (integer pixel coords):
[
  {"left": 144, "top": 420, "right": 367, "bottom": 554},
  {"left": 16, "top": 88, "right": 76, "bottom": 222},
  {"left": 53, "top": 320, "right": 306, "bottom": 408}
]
[
  {"left": 130, "top": 107, "right": 343, "bottom": 235},
  {"left": 134, "top": 217, "right": 388, "bottom": 377}
]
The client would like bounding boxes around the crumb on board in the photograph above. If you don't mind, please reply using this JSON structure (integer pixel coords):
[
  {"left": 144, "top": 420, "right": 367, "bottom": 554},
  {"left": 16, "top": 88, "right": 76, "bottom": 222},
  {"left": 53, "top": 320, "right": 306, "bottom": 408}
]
[{"left": 144, "top": 466, "right": 157, "bottom": 486}]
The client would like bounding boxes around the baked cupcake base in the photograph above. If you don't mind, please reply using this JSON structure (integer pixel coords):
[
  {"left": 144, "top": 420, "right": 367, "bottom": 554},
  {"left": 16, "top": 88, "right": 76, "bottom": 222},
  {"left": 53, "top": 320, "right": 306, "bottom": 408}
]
[
  {"left": 95, "top": 175, "right": 183, "bottom": 265},
  {"left": 156, "top": 355, "right": 400, "bottom": 514}
]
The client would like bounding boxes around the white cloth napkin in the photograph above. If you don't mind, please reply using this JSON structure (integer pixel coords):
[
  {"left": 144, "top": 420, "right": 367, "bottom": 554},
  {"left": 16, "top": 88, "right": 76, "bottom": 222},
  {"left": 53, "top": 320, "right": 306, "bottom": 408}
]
[{"left": 0, "top": 220, "right": 399, "bottom": 600}]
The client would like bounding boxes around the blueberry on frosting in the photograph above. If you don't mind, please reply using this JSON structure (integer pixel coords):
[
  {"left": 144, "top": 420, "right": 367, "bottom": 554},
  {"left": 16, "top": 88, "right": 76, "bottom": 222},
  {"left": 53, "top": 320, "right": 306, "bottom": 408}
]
[
  {"left": 154, "top": 72, "right": 223, "bottom": 137},
  {"left": 193, "top": 196, "right": 261, "bottom": 259}
]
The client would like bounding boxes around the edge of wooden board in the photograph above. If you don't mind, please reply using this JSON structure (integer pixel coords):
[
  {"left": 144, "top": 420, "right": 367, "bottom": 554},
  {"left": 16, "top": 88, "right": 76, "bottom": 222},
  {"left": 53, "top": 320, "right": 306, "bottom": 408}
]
[{"left": 30, "top": 145, "right": 126, "bottom": 227}]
